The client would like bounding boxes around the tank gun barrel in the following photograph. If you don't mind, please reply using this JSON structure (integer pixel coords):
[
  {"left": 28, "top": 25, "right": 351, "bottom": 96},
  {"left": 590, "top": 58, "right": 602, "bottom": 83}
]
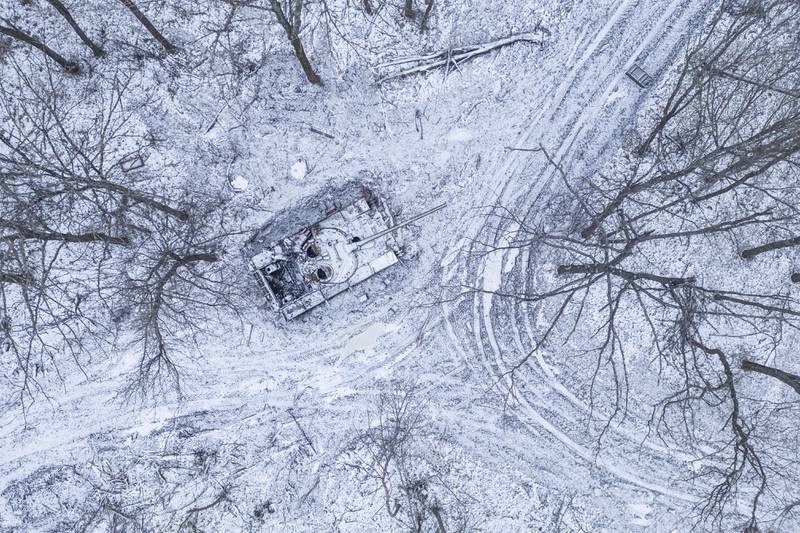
[{"left": 355, "top": 202, "right": 447, "bottom": 247}]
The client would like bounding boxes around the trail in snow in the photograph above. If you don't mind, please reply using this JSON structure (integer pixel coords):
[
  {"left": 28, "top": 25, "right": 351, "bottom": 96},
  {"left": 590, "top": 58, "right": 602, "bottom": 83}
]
[{"left": 437, "top": 0, "right": 718, "bottom": 508}]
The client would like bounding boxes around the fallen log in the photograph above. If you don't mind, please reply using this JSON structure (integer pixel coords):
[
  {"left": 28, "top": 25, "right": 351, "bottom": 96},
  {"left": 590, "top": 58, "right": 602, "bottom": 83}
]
[{"left": 376, "top": 31, "right": 548, "bottom": 83}]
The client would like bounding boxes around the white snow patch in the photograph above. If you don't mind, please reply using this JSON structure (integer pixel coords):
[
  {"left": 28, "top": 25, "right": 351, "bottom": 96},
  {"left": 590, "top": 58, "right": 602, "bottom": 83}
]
[
  {"left": 228, "top": 175, "right": 249, "bottom": 191},
  {"left": 481, "top": 225, "right": 520, "bottom": 292},
  {"left": 290, "top": 159, "right": 308, "bottom": 180},
  {"left": 628, "top": 503, "right": 653, "bottom": 527},
  {"left": 440, "top": 238, "right": 467, "bottom": 269},
  {"left": 446, "top": 127, "right": 477, "bottom": 143},
  {"left": 503, "top": 246, "right": 519, "bottom": 274},
  {"left": 482, "top": 249, "right": 505, "bottom": 293},
  {"left": 606, "top": 84, "right": 628, "bottom": 104},
  {"left": 122, "top": 406, "right": 175, "bottom": 437},
  {"left": 341, "top": 322, "right": 401, "bottom": 358}
]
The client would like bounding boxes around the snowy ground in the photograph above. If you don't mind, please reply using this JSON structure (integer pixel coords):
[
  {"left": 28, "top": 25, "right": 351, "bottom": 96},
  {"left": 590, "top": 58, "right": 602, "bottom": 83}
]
[{"left": 0, "top": 0, "right": 734, "bottom": 531}]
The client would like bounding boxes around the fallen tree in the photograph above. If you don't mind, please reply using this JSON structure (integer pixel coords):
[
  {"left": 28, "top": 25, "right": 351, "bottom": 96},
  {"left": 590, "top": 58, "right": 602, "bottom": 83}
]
[{"left": 376, "top": 30, "right": 549, "bottom": 83}]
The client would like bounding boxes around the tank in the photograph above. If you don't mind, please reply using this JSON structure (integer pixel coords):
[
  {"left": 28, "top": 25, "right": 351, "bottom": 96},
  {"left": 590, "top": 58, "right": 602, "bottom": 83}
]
[{"left": 245, "top": 184, "right": 443, "bottom": 320}]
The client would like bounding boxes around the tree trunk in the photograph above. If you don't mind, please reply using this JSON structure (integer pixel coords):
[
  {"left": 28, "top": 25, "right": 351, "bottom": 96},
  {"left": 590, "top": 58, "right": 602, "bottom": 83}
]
[
  {"left": 0, "top": 271, "right": 34, "bottom": 285},
  {"left": 430, "top": 505, "right": 446, "bottom": 533},
  {"left": 741, "top": 235, "right": 800, "bottom": 259},
  {"left": 118, "top": 0, "right": 178, "bottom": 54},
  {"left": 420, "top": 0, "right": 434, "bottom": 31},
  {"left": 76, "top": 177, "right": 190, "bottom": 221},
  {"left": 45, "top": 0, "right": 105, "bottom": 57},
  {"left": 269, "top": 0, "right": 321, "bottom": 85},
  {"left": 286, "top": 31, "right": 321, "bottom": 85},
  {"left": 0, "top": 220, "right": 131, "bottom": 246},
  {"left": 404, "top": 0, "right": 415, "bottom": 19},
  {"left": 741, "top": 360, "right": 800, "bottom": 396},
  {"left": 0, "top": 24, "right": 79, "bottom": 72}
]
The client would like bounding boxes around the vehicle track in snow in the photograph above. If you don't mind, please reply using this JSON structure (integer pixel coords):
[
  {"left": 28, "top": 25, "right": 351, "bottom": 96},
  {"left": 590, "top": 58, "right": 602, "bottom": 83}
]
[{"left": 435, "top": 0, "right": 717, "bottom": 507}]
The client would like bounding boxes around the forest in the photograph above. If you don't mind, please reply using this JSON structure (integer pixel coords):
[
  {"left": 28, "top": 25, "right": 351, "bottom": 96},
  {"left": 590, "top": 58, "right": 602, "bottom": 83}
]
[{"left": 1, "top": 0, "right": 798, "bottom": 531}]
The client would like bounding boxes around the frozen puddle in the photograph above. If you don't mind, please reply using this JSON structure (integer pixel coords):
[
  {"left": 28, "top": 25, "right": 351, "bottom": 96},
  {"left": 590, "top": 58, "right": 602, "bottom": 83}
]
[{"left": 341, "top": 322, "right": 401, "bottom": 358}]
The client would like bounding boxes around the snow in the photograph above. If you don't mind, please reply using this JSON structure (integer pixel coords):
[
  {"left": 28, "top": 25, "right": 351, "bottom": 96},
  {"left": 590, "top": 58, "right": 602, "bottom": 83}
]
[
  {"left": 446, "top": 127, "right": 477, "bottom": 143},
  {"left": 340, "top": 322, "right": 402, "bottom": 359},
  {"left": 290, "top": 158, "right": 308, "bottom": 180},
  {"left": 228, "top": 174, "right": 249, "bottom": 191},
  {"left": 1, "top": 0, "right": 781, "bottom": 531},
  {"left": 481, "top": 249, "right": 505, "bottom": 293}
]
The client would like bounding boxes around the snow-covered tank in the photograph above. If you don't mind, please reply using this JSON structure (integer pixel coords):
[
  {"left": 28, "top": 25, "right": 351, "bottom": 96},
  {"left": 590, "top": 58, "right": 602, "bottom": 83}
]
[{"left": 245, "top": 184, "right": 443, "bottom": 320}]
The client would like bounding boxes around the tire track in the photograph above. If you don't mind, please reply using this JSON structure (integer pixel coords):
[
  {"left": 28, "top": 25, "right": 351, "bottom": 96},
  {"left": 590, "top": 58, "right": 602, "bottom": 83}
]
[{"left": 439, "top": 0, "right": 717, "bottom": 506}]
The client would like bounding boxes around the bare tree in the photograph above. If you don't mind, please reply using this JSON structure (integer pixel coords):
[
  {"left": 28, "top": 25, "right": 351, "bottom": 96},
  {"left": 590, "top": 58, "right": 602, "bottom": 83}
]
[
  {"left": 118, "top": 0, "right": 178, "bottom": 54},
  {"left": 0, "top": 19, "right": 79, "bottom": 72},
  {"left": 116, "top": 197, "right": 248, "bottom": 401},
  {"left": 741, "top": 360, "right": 800, "bottom": 395},
  {"left": 741, "top": 235, "right": 800, "bottom": 259},
  {"left": 582, "top": 0, "right": 800, "bottom": 240},
  {"left": 344, "top": 382, "right": 471, "bottom": 532},
  {"left": 455, "top": 1, "right": 800, "bottom": 529},
  {"left": 0, "top": 63, "right": 252, "bottom": 406},
  {"left": 44, "top": 0, "right": 105, "bottom": 57},
  {"left": 269, "top": 0, "right": 321, "bottom": 84}
]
